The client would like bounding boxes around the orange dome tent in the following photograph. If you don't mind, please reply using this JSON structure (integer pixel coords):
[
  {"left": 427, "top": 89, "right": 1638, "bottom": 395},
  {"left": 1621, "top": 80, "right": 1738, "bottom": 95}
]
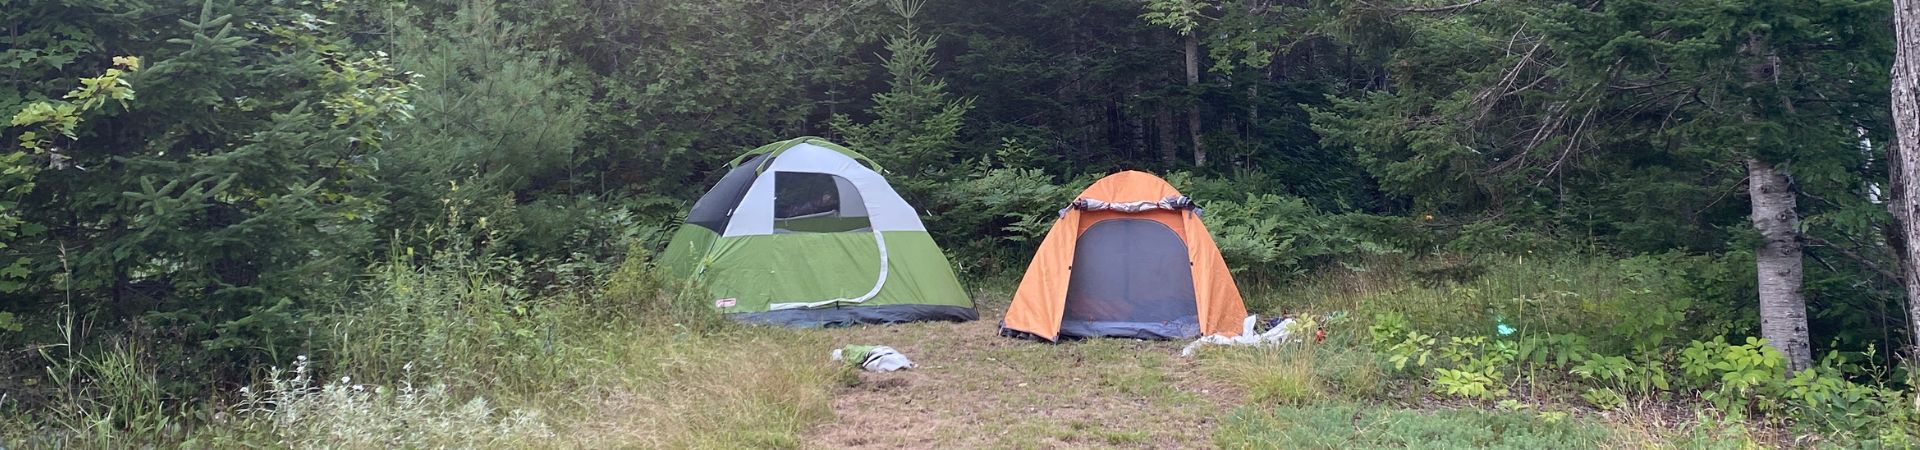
[{"left": 1001, "top": 171, "right": 1247, "bottom": 341}]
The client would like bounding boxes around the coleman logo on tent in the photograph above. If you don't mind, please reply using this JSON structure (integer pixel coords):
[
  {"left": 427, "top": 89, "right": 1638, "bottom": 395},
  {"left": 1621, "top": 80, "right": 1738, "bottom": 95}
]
[{"left": 715, "top": 298, "right": 737, "bottom": 308}]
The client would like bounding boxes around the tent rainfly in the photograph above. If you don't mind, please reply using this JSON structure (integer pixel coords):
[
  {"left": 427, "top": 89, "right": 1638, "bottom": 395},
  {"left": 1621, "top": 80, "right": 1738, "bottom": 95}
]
[
  {"left": 1001, "top": 171, "right": 1247, "bottom": 341},
  {"left": 657, "top": 137, "right": 976, "bottom": 326}
]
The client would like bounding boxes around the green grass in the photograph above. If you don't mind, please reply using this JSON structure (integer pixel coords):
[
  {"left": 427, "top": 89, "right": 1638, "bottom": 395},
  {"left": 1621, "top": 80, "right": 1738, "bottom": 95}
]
[
  {"left": 5, "top": 252, "right": 1888, "bottom": 449},
  {"left": 1216, "top": 402, "right": 1618, "bottom": 449},
  {"left": 2, "top": 251, "right": 844, "bottom": 449},
  {"left": 1207, "top": 254, "right": 1821, "bottom": 449},
  {"left": 1200, "top": 342, "right": 1388, "bottom": 405}
]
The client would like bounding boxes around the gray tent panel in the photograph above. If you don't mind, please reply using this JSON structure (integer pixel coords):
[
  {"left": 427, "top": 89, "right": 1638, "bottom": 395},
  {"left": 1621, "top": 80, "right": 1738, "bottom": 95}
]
[
  {"left": 726, "top": 143, "right": 927, "bottom": 236},
  {"left": 1060, "top": 218, "right": 1201, "bottom": 339},
  {"left": 685, "top": 154, "right": 769, "bottom": 233}
]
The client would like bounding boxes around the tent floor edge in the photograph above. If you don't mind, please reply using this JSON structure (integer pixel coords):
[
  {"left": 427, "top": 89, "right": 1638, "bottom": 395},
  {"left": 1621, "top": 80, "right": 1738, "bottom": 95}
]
[
  {"left": 997, "top": 325, "right": 1059, "bottom": 343},
  {"left": 729, "top": 304, "right": 977, "bottom": 328}
]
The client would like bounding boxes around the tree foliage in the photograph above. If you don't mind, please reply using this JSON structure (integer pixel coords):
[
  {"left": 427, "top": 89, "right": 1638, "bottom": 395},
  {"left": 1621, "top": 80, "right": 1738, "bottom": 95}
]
[{"left": 0, "top": 0, "right": 1912, "bottom": 412}]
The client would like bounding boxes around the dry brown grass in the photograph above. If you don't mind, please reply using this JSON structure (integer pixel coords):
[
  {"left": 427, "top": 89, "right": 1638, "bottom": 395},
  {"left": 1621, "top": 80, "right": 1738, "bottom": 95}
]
[
  {"left": 547, "top": 328, "right": 844, "bottom": 449},
  {"left": 802, "top": 298, "right": 1242, "bottom": 449},
  {"left": 184, "top": 258, "right": 1796, "bottom": 449}
]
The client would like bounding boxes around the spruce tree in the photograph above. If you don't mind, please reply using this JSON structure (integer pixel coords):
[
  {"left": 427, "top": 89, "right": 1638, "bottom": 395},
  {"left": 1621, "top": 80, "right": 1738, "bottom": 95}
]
[
  {"left": 831, "top": 0, "right": 975, "bottom": 179},
  {"left": 4, "top": 0, "right": 418, "bottom": 381},
  {"left": 369, "top": 0, "right": 589, "bottom": 256}
]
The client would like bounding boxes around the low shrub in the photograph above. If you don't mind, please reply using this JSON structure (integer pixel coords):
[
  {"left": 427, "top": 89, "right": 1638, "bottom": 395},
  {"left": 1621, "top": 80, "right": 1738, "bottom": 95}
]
[
  {"left": 1364, "top": 309, "right": 1918, "bottom": 445},
  {"left": 207, "top": 356, "right": 553, "bottom": 449},
  {"left": 928, "top": 167, "right": 1084, "bottom": 277}
]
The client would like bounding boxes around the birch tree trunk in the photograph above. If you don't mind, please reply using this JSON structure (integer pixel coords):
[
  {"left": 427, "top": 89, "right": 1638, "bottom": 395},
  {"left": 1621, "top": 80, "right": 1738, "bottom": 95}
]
[
  {"left": 1888, "top": 0, "right": 1920, "bottom": 359},
  {"left": 1749, "top": 158, "right": 1815, "bottom": 371},
  {"left": 1185, "top": 32, "right": 1205, "bottom": 167}
]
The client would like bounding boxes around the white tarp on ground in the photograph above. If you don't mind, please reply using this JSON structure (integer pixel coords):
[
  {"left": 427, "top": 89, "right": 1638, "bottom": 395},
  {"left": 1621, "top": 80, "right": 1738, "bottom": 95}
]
[{"left": 1180, "top": 315, "right": 1297, "bottom": 357}]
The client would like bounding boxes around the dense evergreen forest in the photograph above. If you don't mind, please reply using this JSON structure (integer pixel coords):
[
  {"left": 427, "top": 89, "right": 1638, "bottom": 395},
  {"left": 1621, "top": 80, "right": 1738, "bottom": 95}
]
[{"left": 5, "top": 0, "right": 1920, "bottom": 446}]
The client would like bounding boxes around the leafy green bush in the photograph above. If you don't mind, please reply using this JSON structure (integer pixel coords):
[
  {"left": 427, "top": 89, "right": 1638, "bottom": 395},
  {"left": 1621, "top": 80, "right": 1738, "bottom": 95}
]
[
  {"left": 1580, "top": 388, "right": 1624, "bottom": 411},
  {"left": 928, "top": 168, "right": 1084, "bottom": 277},
  {"left": 1347, "top": 254, "right": 1708, "bottom": 352},
  {"left": 1335, "top": 254, "right": 1915, "bottom": 444},
  {"left": 6, "top": 0, "right": 418, "bottom": 390},
  {"left": 1195, "top": 194, "right": 1285, "bottom": 272},
  {"left": 1363, "top": 306, "right": 1917, "bottom": 445},
  {"left": 1171, "top": 171, "right": 1402, "bottom": 282}
]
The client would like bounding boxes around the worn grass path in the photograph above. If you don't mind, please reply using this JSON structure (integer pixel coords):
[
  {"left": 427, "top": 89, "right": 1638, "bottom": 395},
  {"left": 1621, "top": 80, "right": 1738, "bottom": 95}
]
[{"left": 803, "top": 301, "right": 1243, "bottom": 449}]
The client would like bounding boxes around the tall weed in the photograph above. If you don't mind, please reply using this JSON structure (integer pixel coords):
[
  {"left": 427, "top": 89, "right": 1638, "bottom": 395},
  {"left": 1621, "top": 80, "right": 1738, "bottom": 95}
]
[
  {"left": 603, "top": 243, "right": 726, "bottom": 332},
  {"left": 208, "top": 356, "right": 553, "bottom": 449},
  {"left": 1201, "top": 343, "right": 1385, "bottom": 405},
  {"left": 161, "top": 244, "right": 844, "bottom": 448},
  {"left": 8, "top": 339, "right": 182, "bottom": 448},
  {"left": 324, "top": 251, "right": 564, "bottom": 390}
]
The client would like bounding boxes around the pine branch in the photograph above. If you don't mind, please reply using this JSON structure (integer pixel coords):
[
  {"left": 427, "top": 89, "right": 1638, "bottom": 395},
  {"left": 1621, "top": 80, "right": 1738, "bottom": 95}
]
[{"left": 1389, "top": 0, "right": 1489, "bottom": 13}]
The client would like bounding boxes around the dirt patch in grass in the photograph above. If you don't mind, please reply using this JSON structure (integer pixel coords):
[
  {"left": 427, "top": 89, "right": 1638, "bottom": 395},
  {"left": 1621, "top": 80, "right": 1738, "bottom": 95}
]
[{"left": 804, "top": 300, "right": 1242, "bottom": 449}]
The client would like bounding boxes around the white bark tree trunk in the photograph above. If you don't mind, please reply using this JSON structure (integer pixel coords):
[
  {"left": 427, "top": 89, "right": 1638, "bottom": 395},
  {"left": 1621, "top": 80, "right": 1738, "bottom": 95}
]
[
  {"left": 1749, "top": 158, "right": 1815, "bottom": 371},
  {"left": 1888, "top": 0, "right": 1920, "bottom": 360},
  {"left": 1185, "top": 32, "right": 1205, "bottom": 167}
]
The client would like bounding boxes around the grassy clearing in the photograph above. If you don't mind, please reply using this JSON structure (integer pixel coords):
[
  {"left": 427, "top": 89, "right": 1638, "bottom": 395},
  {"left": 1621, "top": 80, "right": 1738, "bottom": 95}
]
[
  {"left": 1197, "top": 342, "right": 1386, "bottom": 406},
  {"left": 240, "top": 254, "right": 850, "bottom": 449},
  {"left": 1248, "top": 254, "right": 1658, "bottom": 334},
  {"left": 801, "top": 293, "right": 1237, "bottom": 449},
  {"left": 1, "top": 252, "right": 849, "bottom": 449},
  {"left": 555, "top": 328, "right": 843, "bottom": 449},
  {"left": 1199, "top": 253, "right": 1917, "bottom": 449},
  {"left": 2, "top": 320, "right": 844, "bottom": 450},
  {"left": 5, "top": 252, "right": 1901, "bottom": 449},
  {"left": 1216, "top": 402, "right": 1621, "bottom": 449},
  {"left": 1189, "top": 308, "right": 1622, "bottom": 448}
]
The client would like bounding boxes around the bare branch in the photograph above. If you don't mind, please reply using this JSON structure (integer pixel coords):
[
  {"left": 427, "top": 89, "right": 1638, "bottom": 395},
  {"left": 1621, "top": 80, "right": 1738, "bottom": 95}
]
[
  {"left": 1802, "top": 232, "right": 1903, "bottom": 283},
  {"left": 1400, "top": 0, "right": 1488, "bottom": 13},
  {"left": 1354, "top": 0, "right": 1489, "bottom": 14}
]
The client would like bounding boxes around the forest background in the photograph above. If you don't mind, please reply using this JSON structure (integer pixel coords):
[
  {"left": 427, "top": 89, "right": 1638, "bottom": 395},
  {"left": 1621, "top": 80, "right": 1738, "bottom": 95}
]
[{"left": 5, "top": 0, "right": 1919, "bottom": 447}]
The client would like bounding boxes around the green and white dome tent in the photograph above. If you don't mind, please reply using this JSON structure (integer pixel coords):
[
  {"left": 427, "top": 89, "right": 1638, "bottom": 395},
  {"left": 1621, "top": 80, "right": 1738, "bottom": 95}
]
[{"left": 658, "top": 137, "right": 976, "bottom": 326}]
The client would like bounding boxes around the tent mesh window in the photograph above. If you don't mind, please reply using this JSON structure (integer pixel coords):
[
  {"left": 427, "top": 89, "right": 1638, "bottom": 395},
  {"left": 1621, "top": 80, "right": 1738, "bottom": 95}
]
[
  {"left": 773, "top": 171, "right": 871, "bottom": 233},
  {"left": 684, "top": 155, "right": 768, "bottom": 233},
  {"left": 1063, "top": 218, "right": 1198, "bottom": 325}
]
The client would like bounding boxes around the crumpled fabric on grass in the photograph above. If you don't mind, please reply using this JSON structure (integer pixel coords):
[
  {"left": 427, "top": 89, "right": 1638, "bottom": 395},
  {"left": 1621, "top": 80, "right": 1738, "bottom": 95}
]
[
  {"left": 831, "top": 344, "right": 915, "bottom": 372},
  {"left": 1180, "top": 315, "right": 1296, "bottom": 357}
]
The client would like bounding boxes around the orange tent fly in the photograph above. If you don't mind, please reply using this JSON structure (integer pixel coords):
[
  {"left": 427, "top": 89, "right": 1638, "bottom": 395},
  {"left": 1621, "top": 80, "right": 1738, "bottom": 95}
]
[{"left": 1001, "top": 171, "right": 1247, "bottom": 341}]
